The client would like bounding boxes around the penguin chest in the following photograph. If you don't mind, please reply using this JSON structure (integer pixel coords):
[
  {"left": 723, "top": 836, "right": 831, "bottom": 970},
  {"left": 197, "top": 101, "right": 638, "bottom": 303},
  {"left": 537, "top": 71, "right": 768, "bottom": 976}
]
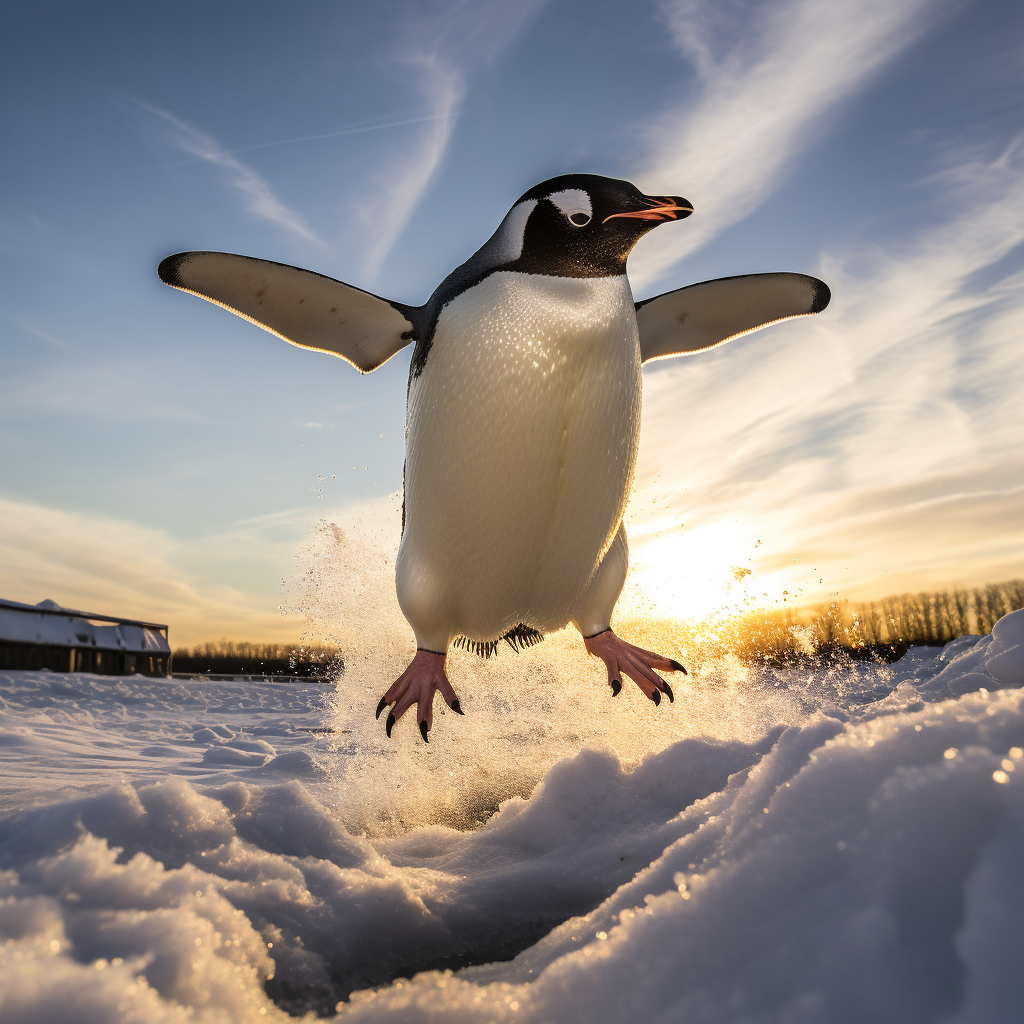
[{"left": 402, "top": 271, "right": 641, "bottom": 636}]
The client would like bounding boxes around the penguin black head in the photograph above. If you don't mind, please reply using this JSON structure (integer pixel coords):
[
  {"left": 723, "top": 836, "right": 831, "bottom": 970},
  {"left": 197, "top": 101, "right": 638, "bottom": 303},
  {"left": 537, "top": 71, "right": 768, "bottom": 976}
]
[
  {"left": 412, "top": 175, "right": 692, "bottom": 376},
  {"left": 492, "top": 173, "right": 692, "bottom": 278}
]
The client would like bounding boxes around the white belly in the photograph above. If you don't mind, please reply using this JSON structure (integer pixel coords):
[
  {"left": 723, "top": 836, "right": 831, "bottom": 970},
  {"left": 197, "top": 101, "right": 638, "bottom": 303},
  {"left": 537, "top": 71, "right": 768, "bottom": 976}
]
[{"left": 397, "top": 271, "right": 641, "bottom": 646}]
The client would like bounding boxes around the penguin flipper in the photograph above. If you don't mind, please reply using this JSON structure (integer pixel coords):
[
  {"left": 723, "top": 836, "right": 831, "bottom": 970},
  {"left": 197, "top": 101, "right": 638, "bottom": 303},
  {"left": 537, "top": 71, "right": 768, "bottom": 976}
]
[
  {"left": 158, "top": 251, "right": 416, "bottom": 372},
  {"left": 636, "top": 272, "right": 830, "bottom": 364}
]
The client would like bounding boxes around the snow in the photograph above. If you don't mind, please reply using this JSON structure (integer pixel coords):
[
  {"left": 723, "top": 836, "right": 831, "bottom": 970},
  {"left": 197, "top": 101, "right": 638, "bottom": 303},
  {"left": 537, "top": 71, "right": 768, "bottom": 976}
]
[
  {"left": 919, "top": 607, "right": 1024, "bottom": 697},
  {"left": 0, "top": 598, "right": 170, "bottom": 654},
  {"left": 1, "top": 611, "right": 1022, "bottom": 1023}
]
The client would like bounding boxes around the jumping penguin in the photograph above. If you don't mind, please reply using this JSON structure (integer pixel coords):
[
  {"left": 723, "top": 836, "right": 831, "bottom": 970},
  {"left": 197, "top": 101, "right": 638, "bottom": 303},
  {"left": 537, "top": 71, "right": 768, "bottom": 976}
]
[{"left": 158, "top": 173, "right": 830, "bottom": 741}]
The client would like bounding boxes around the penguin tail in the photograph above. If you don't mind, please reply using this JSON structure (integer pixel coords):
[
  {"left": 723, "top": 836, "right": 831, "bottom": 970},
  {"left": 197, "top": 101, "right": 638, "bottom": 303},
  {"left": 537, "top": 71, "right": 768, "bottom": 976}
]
[
  {"left": 452, "top": 624, "right": 545, "bottom": 659},
  {"left": 503, "top": 623, "right": 545, "bottom": 652}
]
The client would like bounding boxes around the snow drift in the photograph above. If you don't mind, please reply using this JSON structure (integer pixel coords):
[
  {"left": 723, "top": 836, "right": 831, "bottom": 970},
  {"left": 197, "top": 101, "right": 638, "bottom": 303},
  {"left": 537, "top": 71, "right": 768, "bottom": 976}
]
[{"left": 1, "top": 610, "right": 1022, "bottom": 1023}]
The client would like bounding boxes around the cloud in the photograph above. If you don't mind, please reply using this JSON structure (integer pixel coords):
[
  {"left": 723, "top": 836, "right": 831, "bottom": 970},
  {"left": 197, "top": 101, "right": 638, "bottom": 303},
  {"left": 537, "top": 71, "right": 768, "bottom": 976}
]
[
  {"left": 11, "top": 316, "right": 68, "bottom": 351},
  {"left": 137, "top": 100, "right": 327, "bottom": 248},
  {"left": 627, "top": 0, "right": 951, "bottom": 290},
  {"left": 358, "top": 59, "right": 466, "bottom": 279},
  {"left": 0, "top": 350, "right": 216, "bottom": 424},
  {"left": 0, "top": 497, "right": 312, "bottom": 646},
  {"left": 629, "top": 138, "right": 1024, "bottom": 607},
  {"left": 223, "top": 112, "right": 461, "bottom": 158},
  {"left": 357, "top": 0, "right": 548, "bottom": 278}
]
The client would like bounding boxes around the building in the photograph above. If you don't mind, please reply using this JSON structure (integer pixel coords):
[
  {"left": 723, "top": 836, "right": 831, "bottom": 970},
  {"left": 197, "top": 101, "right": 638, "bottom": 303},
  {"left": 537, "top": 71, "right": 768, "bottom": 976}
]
[{"left": 0, "top": 598, "right": 171, "bottom": 676}]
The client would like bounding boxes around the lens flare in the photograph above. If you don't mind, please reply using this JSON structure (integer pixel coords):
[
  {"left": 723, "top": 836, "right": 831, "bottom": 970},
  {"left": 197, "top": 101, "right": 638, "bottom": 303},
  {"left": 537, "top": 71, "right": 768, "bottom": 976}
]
[{"left": 626, "top": 520, "right": 762, "bottom": 621}]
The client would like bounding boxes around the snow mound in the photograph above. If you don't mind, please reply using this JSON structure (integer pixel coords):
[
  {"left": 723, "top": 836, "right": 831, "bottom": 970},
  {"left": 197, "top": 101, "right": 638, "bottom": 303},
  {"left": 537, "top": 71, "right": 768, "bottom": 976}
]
[
  {"left": 919, "top": 608, "right": 1024, "bottom": 698},
  {"left": 450, "top": 692, "right": 1023, "bottom": 1024},
  {"left": 1, "top": 614, "right": 1023, "bottom": 1022}
]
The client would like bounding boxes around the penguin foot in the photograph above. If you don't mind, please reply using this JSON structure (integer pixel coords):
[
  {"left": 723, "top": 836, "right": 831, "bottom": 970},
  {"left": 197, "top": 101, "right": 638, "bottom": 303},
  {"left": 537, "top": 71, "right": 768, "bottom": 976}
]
[
  {"left": 376, "top": 648, "right": 462, "bottom": 742},
  {"left": 583, "top": 629, "right": 686, "bottom": 704}
]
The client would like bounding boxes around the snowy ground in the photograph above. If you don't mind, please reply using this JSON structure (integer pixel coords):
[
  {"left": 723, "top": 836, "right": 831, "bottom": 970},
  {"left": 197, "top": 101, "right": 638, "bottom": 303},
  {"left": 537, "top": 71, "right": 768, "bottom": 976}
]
[{"left": 1, "top": 610, "right": 1022, "bottom": 1023}]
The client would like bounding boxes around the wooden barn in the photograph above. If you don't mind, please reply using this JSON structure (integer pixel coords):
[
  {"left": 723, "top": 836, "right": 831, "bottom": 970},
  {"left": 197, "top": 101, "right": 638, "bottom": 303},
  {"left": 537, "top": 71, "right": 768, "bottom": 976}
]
[{"left": 0, "top": 598, "right": 171, "bottom": 676}]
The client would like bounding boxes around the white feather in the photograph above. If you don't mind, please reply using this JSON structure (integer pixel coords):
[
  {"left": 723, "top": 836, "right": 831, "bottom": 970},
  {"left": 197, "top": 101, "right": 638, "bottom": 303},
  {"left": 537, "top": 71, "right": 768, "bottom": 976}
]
[
  {"left": 488, "top": 200, "right": 538, "bottom": 264},
  {"left": 397, "top": 271, "right": 640, "bottom": 650},
  {"left": 547, "top": 189, "right": 592, "bottom": 221}
]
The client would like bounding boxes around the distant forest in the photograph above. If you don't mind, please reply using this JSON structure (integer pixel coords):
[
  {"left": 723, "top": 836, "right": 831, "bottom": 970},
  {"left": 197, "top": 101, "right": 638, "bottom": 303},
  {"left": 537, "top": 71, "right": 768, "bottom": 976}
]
[
  {"left": 714, "top": 577, "right": 1024, "bottom": 665},
  {"left": 171, "top": 579, "right": 1024, "bottom": 675},
  {"left": 170, "top": 642, "right": 340, "bottom": 678}
]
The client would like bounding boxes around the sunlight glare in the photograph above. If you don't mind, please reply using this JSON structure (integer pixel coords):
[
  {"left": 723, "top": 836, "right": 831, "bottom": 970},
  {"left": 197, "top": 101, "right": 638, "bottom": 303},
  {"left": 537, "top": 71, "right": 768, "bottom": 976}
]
[{"left": 627, "top": 520, "right": 762, "bottom": 621}]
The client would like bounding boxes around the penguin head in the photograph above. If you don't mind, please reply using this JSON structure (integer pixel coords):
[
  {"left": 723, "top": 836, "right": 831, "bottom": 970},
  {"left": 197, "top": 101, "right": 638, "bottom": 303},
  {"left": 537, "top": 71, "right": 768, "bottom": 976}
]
[{"left": 490, "top": 173, "right": 692, "bottom": 277}]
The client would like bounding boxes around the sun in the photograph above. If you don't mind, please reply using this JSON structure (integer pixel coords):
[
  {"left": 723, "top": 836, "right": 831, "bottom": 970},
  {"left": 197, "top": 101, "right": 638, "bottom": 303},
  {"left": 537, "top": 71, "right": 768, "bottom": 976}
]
[{"left": 625, "top": 520, "right": 764, "bottom": 622}]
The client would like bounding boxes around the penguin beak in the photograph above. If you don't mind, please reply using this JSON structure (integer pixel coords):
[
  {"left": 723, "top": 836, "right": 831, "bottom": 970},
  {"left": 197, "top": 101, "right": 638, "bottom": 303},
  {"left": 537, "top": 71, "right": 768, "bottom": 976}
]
[{"left": 603, "top": 196, "right": 693, "bottom": 224}]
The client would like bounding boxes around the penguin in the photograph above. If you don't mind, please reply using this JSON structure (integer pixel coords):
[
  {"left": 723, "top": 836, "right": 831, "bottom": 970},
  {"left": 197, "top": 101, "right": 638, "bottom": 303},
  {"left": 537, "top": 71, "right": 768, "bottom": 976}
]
[{"left": 158, "top": 173, "right": 830, "bottom": 742}]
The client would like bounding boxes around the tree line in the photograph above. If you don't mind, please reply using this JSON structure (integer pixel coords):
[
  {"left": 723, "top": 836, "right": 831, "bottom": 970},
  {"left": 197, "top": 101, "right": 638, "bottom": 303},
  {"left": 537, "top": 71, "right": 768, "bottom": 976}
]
[
  {"left": 721, "top": 577, "right": 1024, "bottom": 664},
  {"left": 172, "top": 579, "right": 1024, "bottom": 674},
  {"left": 170, "top": 641, "right": 340, "bottom": 677}
]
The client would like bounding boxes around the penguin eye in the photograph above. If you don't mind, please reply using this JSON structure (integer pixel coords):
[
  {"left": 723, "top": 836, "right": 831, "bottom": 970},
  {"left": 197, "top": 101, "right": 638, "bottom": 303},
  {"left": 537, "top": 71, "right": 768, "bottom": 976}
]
[{"left": 548, "top": 189, "right": 593, "bottom": 229}]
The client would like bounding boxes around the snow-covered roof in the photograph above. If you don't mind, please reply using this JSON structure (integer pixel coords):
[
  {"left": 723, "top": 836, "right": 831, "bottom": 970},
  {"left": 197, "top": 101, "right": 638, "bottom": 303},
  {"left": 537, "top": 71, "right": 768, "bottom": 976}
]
[{"left": 0, "top": 598, "right": 170, "bottom": 653}]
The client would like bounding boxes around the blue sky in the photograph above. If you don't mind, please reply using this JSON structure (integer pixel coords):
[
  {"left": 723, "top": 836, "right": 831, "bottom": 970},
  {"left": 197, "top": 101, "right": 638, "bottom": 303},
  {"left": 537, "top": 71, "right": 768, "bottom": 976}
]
[{"left": 2, "top": 0, "right": 1022, "bottom": 645}]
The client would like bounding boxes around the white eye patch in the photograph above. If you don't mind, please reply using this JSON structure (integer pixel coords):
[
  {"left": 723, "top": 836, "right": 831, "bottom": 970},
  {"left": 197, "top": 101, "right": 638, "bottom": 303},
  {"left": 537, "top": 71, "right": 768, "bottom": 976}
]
[
  {"left": 490, "top": 199, "right": 538, "bottom": 263},
  {"left": 547, "top": 189, "right": 592, "bottom": 226}
]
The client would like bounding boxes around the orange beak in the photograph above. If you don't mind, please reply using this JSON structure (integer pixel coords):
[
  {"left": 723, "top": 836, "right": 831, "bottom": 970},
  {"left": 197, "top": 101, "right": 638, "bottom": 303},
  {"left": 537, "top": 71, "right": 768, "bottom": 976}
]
[{"left": 603, "top": 195, "right": 693, "bottom": 224}]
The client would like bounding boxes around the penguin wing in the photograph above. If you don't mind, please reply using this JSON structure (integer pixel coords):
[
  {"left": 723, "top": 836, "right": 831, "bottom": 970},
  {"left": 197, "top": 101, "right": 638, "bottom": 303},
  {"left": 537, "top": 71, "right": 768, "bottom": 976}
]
[
  {"left": 158, "top": 251, "right": 415, "bottom": 372},
  {"left": 636, "top": 273, "right": 830, "bottom": 364}
]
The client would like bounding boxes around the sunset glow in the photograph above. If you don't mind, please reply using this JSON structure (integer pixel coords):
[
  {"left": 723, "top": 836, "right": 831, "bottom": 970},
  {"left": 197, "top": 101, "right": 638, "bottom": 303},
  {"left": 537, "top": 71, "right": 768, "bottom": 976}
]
[
  {"left": 2, "top": 2, "right": 1022, "bottom": 645},
  {"left": 627, "top": 520, "right": 765, "bottom": 621}
]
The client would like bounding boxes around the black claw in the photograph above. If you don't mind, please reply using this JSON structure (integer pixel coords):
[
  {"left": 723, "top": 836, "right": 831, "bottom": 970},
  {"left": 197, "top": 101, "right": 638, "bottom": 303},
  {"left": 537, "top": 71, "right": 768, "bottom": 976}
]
[
  {"left": 661, "top": 681, "right": 674, "bottom": 703},
  {"left": 670, "top": 660, "right": 687, "bottom": 675},
  {"left": 375, "top": 696, "right": 388, "bottom": 720},
  {"left": 611, "top": 678, "right": 622, "bottom": 697},
  {"left": 651, "top": 688, "right": 661, "bottom": 706},
  {"left": 451, "top": 698, "right": 464, "bottom": 715},
  {"left": 385, "top": 713, "right": 396, "bottom": 738},
  {"left": 419, "top": 721, "right": 429, "bottom": 743}
]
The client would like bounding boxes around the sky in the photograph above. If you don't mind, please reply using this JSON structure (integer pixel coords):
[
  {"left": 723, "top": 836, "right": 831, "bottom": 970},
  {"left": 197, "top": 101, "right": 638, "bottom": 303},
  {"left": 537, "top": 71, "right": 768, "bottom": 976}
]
[{"left": 1, "top": 0, "right": 1022, "bottom": 647}]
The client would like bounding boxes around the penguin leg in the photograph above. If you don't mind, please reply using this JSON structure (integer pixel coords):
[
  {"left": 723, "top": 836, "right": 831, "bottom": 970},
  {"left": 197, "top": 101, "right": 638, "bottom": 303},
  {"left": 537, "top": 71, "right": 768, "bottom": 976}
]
[
  {"left": 388, "top": 546, "right": 464, "bottom": 740},
  {"left": 375, "top": 649, "right": 463, "bottom": 742},
  {"left": 583, "top": 630, "right": 686, "bottom": 704},
  {"left": 573, "top": 525, "right": 687, "bottom": 703}
]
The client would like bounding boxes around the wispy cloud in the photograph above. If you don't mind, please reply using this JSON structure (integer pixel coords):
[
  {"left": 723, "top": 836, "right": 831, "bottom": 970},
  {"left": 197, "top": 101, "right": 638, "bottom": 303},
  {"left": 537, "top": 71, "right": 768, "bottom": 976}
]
[
  {"left": 358, "top": 58, "right": 465, "bottom": 279},
  {"left": 0, "top": 352, "right": 216, "bottom": 424},
  {"left": 358, "top": 0, "right": 548, "bottom": 278},
  {"left": 137, "top": 100, "right": 328, "bottom": 248},
  {"left": 0, "top": 496, "right": 311, "bottom": 646},
  {"left": 628, "top": 0, "right": 951, "bottom": 290},
  {"left": 12, "top": 316, "right": 67, "bottom": 351},
  {"left": 629, "top": 138, "right": 1024, "bottom": 607},
  {"left": 216, "top": 112, "right": 460, "bottom": 158}
]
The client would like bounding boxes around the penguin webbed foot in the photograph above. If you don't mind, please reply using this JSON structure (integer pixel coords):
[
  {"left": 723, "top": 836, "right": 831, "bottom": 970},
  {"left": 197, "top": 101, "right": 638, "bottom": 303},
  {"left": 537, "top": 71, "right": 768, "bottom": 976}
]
[
  {"left": 583, "top": 629, "right": 686, "bottom": 705},
  {"left": 375, "top": 648, "right": 461, "bottom": 742}
]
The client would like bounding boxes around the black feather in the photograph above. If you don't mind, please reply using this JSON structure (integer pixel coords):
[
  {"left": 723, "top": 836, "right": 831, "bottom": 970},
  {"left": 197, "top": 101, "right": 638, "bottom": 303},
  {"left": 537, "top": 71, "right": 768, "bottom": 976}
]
[{"left": 451, "top": 623, "right": 545, "bottom": 658}]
